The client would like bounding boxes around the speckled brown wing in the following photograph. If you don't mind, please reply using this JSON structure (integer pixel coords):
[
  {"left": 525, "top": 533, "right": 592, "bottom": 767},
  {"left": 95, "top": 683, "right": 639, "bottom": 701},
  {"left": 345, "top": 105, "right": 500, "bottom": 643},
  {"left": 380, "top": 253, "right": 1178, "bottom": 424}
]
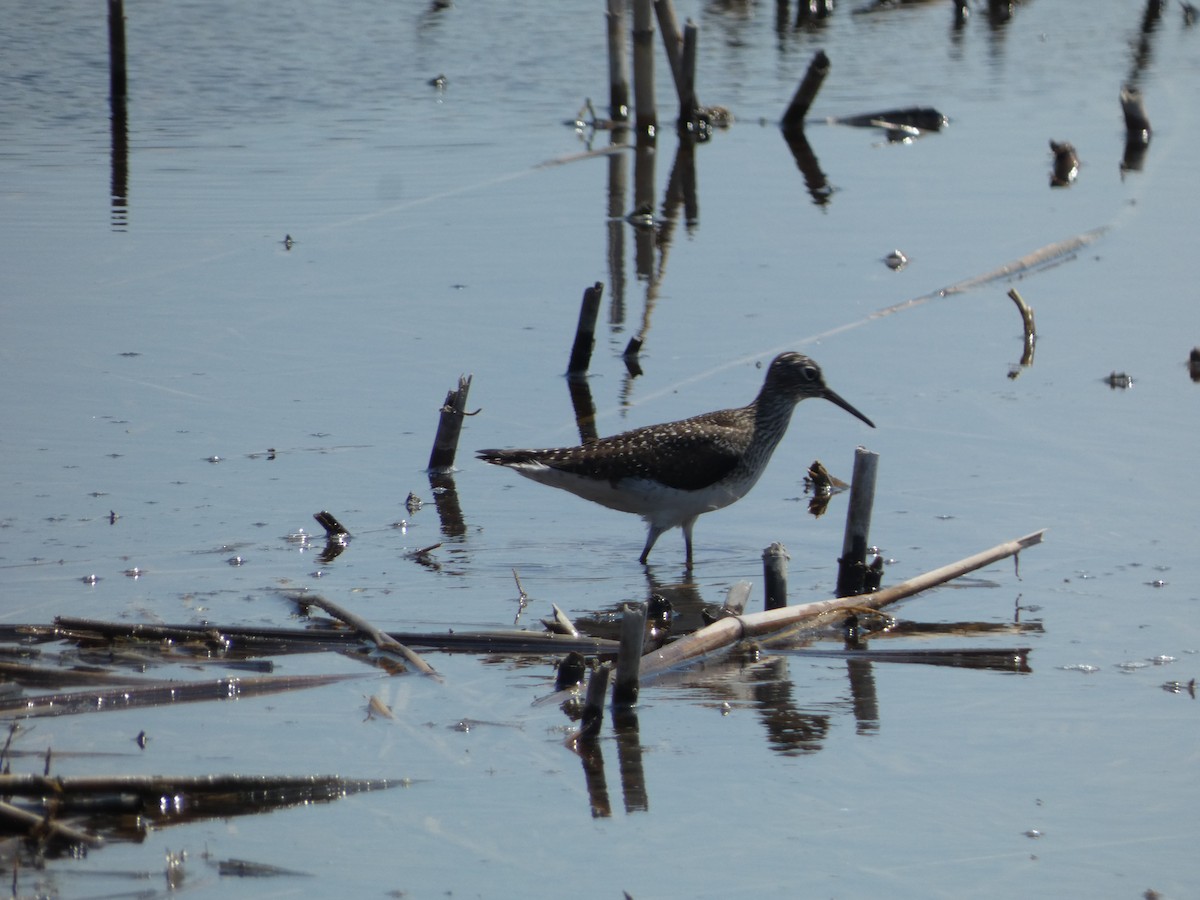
[{"left": 501, "top": 407, "right": 755, "bottom": 492}]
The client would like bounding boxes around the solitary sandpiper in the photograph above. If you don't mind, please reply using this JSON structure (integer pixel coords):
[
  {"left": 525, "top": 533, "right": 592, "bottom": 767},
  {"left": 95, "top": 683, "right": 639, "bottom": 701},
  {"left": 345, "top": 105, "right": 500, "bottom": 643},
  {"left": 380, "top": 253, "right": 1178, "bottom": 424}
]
[{"left": 478, "top": 352, "right": 875, "bottom": 565}]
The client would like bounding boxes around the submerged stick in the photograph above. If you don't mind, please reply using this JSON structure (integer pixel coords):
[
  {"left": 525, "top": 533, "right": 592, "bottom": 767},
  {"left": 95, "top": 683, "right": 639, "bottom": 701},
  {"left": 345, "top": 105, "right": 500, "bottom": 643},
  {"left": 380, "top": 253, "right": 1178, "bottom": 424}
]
[
  {"left": 427, "top": 374, "right": 474, "bottom": 473},
  {"left": 0, "top": 673, "right": 359, "bottom": 719},
  {"left": 640, "top": 530, "right": 1045, "bottom": 679},
  {"left": 0, "top": 798, "right": 103, "bottom": 847},
  {"left": 298, "top": 595, "right": 438, "bottom": 678}
]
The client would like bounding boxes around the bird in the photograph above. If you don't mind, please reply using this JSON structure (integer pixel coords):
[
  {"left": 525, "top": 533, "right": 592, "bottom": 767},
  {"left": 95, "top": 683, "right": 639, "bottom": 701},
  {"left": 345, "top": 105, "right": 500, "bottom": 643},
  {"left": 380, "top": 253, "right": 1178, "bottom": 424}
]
[{"left": 477, "top": 352, "right": 875, "bottom": 566}]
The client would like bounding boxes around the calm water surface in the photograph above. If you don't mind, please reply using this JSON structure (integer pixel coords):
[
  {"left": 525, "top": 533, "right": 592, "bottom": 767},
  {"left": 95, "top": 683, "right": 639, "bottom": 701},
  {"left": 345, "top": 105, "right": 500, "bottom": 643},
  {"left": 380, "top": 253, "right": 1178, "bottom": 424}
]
[{"left": 3, "top": 1, "right": 1199, "bottom": 897}]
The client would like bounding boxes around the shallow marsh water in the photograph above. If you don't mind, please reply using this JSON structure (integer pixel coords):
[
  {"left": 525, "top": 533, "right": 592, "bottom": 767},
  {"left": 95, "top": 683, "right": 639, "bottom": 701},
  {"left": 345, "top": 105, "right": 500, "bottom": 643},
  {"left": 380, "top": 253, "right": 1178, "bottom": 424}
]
[{"left": 3, "top": 1, "right": 1200, "bottom": 897}]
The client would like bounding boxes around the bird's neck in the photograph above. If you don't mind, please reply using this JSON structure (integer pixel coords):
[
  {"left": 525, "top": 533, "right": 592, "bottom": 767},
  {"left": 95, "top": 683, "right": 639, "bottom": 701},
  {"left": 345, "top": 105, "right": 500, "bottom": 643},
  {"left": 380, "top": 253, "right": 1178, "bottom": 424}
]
[{"left": 749, "top": 391, "right": 801, "bottom": 454}]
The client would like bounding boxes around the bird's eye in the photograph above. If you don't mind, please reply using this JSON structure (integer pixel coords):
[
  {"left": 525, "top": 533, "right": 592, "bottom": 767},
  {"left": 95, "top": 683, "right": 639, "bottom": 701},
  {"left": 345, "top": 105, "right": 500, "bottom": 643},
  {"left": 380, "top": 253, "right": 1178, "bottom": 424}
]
[{"left": 802, "top": 366, "right": 818, "bottom": 381}]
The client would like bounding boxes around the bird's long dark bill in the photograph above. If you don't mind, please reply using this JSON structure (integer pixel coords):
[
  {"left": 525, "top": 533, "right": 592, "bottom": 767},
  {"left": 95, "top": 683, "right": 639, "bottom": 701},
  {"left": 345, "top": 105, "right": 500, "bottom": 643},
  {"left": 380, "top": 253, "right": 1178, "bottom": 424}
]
[{"left": 823, "top": 388, "right": 876, "bottom": 428}]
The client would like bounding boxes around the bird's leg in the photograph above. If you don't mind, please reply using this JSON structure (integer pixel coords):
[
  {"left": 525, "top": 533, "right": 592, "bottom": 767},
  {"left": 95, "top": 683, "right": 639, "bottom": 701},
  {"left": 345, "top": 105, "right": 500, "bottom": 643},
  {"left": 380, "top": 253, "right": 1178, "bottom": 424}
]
[
  {"left": 681, "top": 516, "right": 698, "bottom": 568},
  {"left": 639, "top": 524, "right": 666, "bottom": 565}
]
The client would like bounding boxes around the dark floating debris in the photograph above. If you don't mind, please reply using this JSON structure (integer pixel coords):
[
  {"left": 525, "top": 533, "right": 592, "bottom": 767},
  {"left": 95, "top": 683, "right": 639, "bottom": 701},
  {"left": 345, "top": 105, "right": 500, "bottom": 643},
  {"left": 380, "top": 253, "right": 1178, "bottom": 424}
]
[
  {"left": 405, "top": 492, "right": 424, "bottom": 514},
  {"left": 428, "top": 73, "right": 446, "bottom": 89},
  {"left": 884, "top": 249, "right": 908, "bottom": 271},
  {"left": 555, "top": 651, "right": 588, "bottom": 692},
  {"left": 313, "top": 510, "right": 350, "bottom": 538},
  {"left": 1049, "top": 140, "right": 1079, "bottom": 187},
  {"left": 281, "top": 234, "right": 294, "bottom": 251},
  {"left": 219, "top": 858, "right": 312, "bottom": 878},
  {"left": 1188, "top": 347, "right": 1200, "bottom": 382},
  {"left": 1105, "top": 371, "right": 1134, "bottom": 390},
  {"left": 831, "top": 106, "right": 948, "bottom": 141}
]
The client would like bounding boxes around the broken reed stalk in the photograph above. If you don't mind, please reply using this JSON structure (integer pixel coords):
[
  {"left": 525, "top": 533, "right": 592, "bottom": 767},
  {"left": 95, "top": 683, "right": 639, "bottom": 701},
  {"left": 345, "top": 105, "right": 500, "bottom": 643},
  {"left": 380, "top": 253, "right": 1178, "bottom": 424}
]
[
  {"left": 579, "top": 663, "right": 612, "bottom": 741},
  {"left": 1008, "top": 288, "right": 1037, "bottom": 368},
  {"left": 762, "top": 543, "right": 789, "bottom": 611},
  {"left": 566, "top": 282, "right": 605, "bottom": 377},
  {"left": 782, "top": 49, "right": 830, "bottom": 134},
  {"left": 612, "top": 603, "right": 648, "bottom": 705},
  {"left": 639, "top": 530, "right": 1046, "bottom": 679},
  {"left": 632, "top": 0, "right": 657, "bottom": 136},
  {"left": 1120, "top": 84, "right": 1151, "bottom": 143},
  {"left": 835, "top": 447, "right": 879, "bottom": 598},
  {"left": 1007, "top": 288, "right": 1036, "bottom": 336},
  {"left": 427, "top": 374, "right": 473, "bottom": 473},
  {"left": 299, "top": 595, "right": 439, "bottom": 678},
  {"left": 606, "top": 0, "right": 630, "bottom": 121}
]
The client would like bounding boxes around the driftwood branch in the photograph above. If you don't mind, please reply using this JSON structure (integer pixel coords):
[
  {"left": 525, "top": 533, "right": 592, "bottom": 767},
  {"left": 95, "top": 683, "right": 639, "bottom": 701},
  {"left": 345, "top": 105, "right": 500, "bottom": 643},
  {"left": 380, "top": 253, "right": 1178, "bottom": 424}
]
[{"left": 640, "top": 529, "right": 1045, "bottom": 679}]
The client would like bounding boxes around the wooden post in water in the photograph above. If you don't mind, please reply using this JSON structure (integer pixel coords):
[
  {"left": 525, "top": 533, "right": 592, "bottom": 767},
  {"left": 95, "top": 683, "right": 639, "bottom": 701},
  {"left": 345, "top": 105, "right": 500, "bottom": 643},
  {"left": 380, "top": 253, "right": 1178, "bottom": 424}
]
[
  {"left": 612, "top": 602, "right": 648, "bottom": 705},
  {"left": 836, "top": 447, "right": 879, "bottom": 598},
  {"left": 654, "top": 0, "right": 685, "bottom": 103},
  {"left": 782, "top": 50, "right": 830, "bottom": 135},
  {"left": 762, "top": 543, "right": 789, "bottom": 611},
  {"left": 427, "top": 375, "right": 473, "bottom": 473},
  {"left": 567, "top": 282, "right": 604, "bottom": 376},
  {"left": 679, "top": 20, "right": 698, "bottom": 128},
  {"left": 107, "top": 0, "right": 127, "bottom": 101},
  {"left": 606, "top": 0, "right": 630, "bottom": 121},
  {"left": 632, "top": 0, "right": 657, "bottom": 137},
  {"left": 108, "top": 0, "right": 129, "bottom": 231}
]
